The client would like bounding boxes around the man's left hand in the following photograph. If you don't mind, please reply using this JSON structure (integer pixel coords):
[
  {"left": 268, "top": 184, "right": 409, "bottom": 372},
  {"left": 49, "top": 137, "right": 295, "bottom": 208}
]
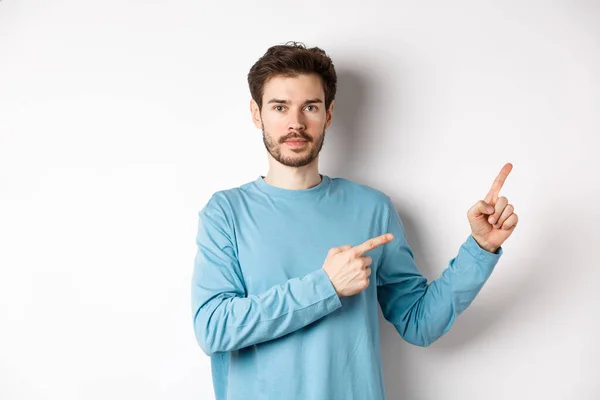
[{"left": 467, "top": 163, "right": 519, "bottom": 253}]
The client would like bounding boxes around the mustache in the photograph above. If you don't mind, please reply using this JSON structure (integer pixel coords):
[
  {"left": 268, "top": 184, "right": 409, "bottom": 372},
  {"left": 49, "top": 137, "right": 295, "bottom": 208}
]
[{"left": 280, "top": 132, "right": 311, "bottom": 143}]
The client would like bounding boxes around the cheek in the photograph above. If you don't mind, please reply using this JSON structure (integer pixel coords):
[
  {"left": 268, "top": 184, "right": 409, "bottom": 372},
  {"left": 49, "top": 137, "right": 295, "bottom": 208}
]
[
  {"left": 305, "top": 113, "right": 326, "bottom": 127},
  {"left": 309, "top": 114, "right": 325, "bottom": 123},
  {"left": 261, "top": 114, "right": 286, "bottom": 129}
]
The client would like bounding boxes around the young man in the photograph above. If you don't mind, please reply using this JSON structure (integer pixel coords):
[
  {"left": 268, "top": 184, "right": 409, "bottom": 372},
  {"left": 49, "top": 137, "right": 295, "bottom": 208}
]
[{"left": 191, "top": 42, "right": 518, "bottom": 400}]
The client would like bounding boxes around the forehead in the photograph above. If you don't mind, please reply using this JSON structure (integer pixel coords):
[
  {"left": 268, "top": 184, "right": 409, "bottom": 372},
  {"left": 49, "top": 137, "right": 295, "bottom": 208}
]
[{"left": 262, "top": 74, "right": 325, "bottom": 101}]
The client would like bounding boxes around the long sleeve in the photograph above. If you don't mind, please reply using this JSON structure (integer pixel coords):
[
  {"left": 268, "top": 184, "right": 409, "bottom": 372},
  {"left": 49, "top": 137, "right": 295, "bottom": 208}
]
[
  {"left": 376, "top": 196, "right": 503, "bottom": 347},
  {"left": 191, "top": 195, "right": 342, "bottom": 357}
]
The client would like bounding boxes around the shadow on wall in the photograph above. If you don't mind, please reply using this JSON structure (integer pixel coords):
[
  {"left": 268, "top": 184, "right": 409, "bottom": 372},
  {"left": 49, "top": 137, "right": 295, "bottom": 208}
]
[
  {"left": 380, "top": 202, "right": 575, "bottom": 397},
  {"left": 328, "top": 67, "right": 564, "bottom": 398},
  {"left": 321, "top": 67, "right": 380, "bottom": 177}
]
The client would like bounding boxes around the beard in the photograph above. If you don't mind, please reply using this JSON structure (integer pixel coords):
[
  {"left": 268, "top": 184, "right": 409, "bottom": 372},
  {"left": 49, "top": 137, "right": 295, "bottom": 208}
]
[{"left": 262, "top": 126, "right": 326, "bottom": 168}]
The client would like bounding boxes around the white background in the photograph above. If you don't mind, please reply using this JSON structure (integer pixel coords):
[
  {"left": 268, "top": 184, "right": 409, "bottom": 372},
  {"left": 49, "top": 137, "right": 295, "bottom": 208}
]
[{"left": 1, "top": 0, "right": 599, "bottom": 399}]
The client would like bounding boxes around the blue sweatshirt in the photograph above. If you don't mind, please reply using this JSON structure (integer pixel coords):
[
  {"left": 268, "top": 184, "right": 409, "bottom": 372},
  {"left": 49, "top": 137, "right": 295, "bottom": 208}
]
[{"left": 191, "top": 174, "right": 502, "bottom": 400}]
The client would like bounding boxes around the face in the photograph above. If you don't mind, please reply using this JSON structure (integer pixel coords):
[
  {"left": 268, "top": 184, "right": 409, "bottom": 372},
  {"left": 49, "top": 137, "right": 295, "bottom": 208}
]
[{"left": 251, "top": 73, "right": 334, "bottom": 168}]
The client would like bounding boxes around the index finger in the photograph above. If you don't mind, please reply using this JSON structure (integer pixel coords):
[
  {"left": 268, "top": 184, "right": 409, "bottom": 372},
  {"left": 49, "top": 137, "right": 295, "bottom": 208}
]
[
  {"left": 352, "top": 233, "right": 394, "bottom": 256},
  {"left": 484, "top": 163, "right": 513, "bottom": 204}
]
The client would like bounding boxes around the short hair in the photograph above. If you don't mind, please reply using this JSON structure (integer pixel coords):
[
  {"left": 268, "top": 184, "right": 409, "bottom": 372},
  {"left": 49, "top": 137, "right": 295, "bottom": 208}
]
[{"left": 247, "top": 41, "right": 337, "bottom": 112}]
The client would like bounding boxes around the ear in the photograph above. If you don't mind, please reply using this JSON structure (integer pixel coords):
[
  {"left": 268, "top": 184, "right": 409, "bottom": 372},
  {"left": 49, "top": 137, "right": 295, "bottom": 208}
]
[
  {"left": 250, "top": 99, "right": 263, "bottom": 129},
  {"left": 324, "top": 100, "right": 335, "bottom": 129}
]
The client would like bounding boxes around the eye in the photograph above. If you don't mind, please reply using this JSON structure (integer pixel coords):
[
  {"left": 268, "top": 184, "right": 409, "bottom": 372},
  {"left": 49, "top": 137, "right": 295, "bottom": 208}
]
[
  {"left": 305, "top": 105, "right": 318, "bottom": 112},
  {"left": 274, "top": 105, "right": 286, "bottom": 112}
]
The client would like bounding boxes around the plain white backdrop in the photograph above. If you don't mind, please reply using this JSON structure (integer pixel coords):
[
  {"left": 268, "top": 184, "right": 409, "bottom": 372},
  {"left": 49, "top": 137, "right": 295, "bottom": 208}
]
[{"left": 1, "top": 0, "right": 599, "bottom": 399}]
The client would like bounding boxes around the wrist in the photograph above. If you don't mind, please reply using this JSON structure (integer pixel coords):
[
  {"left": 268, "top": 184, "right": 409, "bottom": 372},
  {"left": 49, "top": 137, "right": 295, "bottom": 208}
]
[
  {"left": 322, "top": 268, "right": 342, "bottom": 297},
  {"left": 472, "top": 235, "right": 497, "bottom": 253}
]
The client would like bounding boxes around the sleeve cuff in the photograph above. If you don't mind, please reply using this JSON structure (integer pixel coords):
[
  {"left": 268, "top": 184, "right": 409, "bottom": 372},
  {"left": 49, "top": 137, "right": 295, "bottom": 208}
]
[
  {"left": 465, "top": 234, "right": 504, "bottom": 259},
  {"left": 450, "top": 235, "right": 503, "bottom": 284},
  {"left": 310, "top": 268, "right": 343, "bottom": 309}
]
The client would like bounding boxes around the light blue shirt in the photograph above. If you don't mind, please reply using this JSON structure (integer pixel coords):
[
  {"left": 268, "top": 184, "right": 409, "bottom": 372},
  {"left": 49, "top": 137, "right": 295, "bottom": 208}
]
[{"left": 191, "top": 174, "right": 502, "bottom": 400}]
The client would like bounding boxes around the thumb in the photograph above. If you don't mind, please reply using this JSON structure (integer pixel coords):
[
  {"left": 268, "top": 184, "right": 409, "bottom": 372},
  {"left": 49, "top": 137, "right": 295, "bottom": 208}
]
[{"left": 469, "top": 200, "right": 495, "bottom": 218}]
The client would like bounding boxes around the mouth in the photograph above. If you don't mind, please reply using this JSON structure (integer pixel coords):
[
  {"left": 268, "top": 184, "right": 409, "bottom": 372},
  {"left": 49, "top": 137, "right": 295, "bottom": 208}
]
[{"left": 284, "top": 140, "right": 308, "bottom": 148}]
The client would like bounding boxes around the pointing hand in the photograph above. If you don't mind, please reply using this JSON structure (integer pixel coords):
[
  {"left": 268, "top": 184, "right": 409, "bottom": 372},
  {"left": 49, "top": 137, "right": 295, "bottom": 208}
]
[
  {"left": 467, "top": 163, "right": 519, "bottom": 253},
  {"left": 323, "top": 234, "right": 394, "bottom": 297}
]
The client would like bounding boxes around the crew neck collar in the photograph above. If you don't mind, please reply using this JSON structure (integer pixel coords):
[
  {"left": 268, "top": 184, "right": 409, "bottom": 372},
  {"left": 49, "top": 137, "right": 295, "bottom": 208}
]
[{"left": 253, "top": 174, "right": 331, "bottom": 199}]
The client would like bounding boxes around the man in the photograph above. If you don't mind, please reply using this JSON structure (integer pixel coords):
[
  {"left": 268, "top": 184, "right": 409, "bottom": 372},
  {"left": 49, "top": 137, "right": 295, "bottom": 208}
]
[{"left": 191, "top": 42, "right": 518, "bottom": 400}]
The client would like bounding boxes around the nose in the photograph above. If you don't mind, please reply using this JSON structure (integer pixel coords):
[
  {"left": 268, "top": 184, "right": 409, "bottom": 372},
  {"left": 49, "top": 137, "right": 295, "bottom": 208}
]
[{"left": 287, "top": 108, "right": 306, "bottom": 131}]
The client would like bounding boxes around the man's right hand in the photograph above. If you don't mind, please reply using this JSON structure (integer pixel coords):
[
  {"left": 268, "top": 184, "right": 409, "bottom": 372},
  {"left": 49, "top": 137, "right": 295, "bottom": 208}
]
[{"left": 322, "top": 234, "right": 394, "bottom": 297}]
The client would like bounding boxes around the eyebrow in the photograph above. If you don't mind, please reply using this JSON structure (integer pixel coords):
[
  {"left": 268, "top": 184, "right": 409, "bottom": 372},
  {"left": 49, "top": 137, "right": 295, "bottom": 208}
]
[{"left": 266, "top": 98, "right": 324, "bottom": 106}]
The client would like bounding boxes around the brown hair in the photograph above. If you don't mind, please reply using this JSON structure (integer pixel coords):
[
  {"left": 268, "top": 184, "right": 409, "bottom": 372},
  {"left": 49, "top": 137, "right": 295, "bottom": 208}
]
[{"left": 247, "top": 41, "right": 337, "bottom": 112}]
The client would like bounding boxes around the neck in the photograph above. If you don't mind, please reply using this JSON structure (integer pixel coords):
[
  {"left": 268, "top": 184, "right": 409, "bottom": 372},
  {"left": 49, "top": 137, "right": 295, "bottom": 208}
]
[{"left": 264, "top": 159, "right": 322, "bottom": 190}]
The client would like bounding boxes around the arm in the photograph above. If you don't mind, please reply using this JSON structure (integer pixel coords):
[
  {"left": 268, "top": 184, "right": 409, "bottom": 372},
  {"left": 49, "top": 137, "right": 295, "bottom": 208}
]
[
  {"left": 376, "top": 196, "right": 503, "bottom": 347},
  {"left": 191, "top": 195, "right": 342, "bottom": 356}
]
